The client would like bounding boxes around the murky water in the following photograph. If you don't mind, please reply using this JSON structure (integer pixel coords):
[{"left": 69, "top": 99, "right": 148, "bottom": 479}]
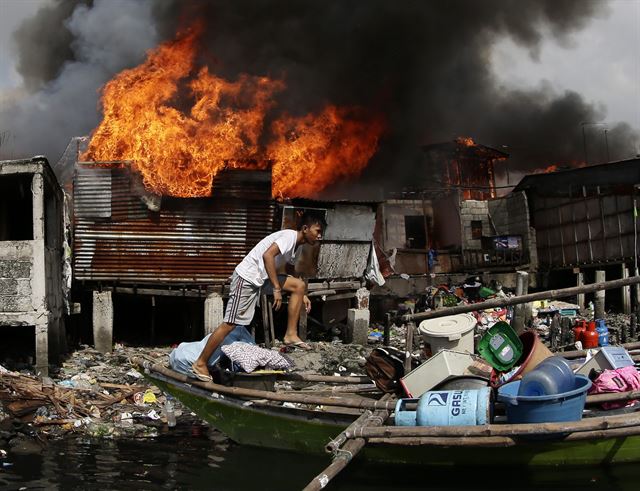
[{"left": 1, "top": 424, "right": 638, "bottom": 490}]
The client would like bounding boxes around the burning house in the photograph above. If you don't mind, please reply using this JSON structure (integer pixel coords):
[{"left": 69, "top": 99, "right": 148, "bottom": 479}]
[
  {"left": 375, "top": 138, "right": 534, "bottom": 280},
  {"left": 63, "top": 152, "right": 380, "bottom": 348}
]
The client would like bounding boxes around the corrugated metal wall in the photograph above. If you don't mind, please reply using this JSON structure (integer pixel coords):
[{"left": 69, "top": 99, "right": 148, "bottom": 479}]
[
  {"left": 534, "top": 192, "right": 635, "bottom": 270},
  {"left": 73, "top": 163, "right": 275, "bottom": 284}
]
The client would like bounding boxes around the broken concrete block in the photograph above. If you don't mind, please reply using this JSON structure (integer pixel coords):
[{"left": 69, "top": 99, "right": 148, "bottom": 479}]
[
  {"left": 0, "top": 279, "right": 18, "bottom": 295},
  {"left": 355, "top": 287, "right": 370, "bottom": 310},
  {"left": 0, "top": 260, "right": 31, "bottom": 278}
]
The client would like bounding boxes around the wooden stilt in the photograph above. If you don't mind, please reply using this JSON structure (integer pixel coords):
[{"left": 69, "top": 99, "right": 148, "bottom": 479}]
[
  {"left": 576, "top": 269, "right": 585, "bottom": 310},
  {"left": 594, "top": 270, "right": 606, "bottom": 319}
]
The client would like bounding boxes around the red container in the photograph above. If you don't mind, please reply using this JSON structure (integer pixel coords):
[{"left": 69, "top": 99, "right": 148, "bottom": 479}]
[
  {"left": 573, "top": 320, "right": 587, "bottom": 344},
  {"left": 582, "top": 321, "right": 599, "bottom": 349}
]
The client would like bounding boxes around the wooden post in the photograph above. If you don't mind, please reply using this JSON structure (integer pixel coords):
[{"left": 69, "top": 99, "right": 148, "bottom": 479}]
[
  {"left": 298, "top": 307, "right": 308, "bottom": 341},
  {"left": 150, "top": 295, "right": 156, "bottom": 344},
  {"left": 404, "top": 322, "right": 415, "bottom": 373},
  {"left": 268, "top": 299, "right": 276, "bottom": 346},
  {"left": 550, "top": 314, "right": 560, "bottom": 350},
  {"left": 261, "top": 293, "right": 271, "bottom": 348},
  {"left": 298, "top": 278, "right": 309, "bottom": 341},
  {"left": 384, "top": 312, "right": 391, "bottom": 346},
  {"left": 561, "top": 317, "right": 573, "bottom": 346},
  {"left": 622, "top": 265, "right": 631, "bottom": 315},
  {"left": 513, "top": 271, "right": 528, "bottom": 334},
  {"left": 594, "top": 270, "right": 606, "bottom": 319},
  {"left": 576, "top": 269, "right": 585, "bottom": 310}
]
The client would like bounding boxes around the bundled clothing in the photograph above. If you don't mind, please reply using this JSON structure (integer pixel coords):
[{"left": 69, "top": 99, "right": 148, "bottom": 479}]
[{"left": 169, "top": 325, "right": 254, "bottom": 376}]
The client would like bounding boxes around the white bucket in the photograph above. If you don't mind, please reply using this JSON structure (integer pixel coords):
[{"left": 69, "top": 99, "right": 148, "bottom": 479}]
[{"left": 419, "top": 314, "right": 476, "bottom": 356}]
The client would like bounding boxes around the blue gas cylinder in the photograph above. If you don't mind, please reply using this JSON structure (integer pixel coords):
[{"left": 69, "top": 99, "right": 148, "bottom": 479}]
[
  {"left": 394, "top": 388, "right": 492, "bottom": 426},
  {"left": 595, "top": 319, "right": 609, "bottom": 347}
]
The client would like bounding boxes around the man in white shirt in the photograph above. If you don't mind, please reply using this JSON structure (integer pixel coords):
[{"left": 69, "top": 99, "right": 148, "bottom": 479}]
[{"left": 191, "top": 212, "right": 325, "bottom": 381}]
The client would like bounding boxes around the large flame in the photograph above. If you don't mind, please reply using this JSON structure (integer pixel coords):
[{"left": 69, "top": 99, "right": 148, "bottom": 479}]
[
  {"left": 84, "top": 25, "right": 384, "bottom": 198},
  {"left": 455, "top": 136, "right": 475, "bottom": 147},
  {"left": 269, "top": 106, "right": 385, "bottom": 198}
]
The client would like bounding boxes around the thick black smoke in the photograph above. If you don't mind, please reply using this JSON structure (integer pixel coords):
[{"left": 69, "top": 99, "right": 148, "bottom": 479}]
[{"left": 2, "top": 0, "right": 638, "bottom": 191}]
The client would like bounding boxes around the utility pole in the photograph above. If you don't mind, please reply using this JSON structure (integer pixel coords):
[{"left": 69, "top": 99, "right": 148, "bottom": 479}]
[{"left": 581, "top": 122, "right": 609, "bottom": 164}]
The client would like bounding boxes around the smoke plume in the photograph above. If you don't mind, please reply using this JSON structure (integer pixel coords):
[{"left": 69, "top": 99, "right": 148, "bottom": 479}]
[{"left": 1, "top": 0, "right": 638, "bottom": 190}]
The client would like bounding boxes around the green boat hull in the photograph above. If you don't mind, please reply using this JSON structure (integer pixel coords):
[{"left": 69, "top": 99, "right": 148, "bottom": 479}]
[{"left": 149, "top": 373, "right": 640, "bottom": 467}]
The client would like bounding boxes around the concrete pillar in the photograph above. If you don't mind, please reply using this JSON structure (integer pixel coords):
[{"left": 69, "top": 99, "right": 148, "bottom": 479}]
[
  {"left": 347, "top": 308, "right": 369, "bottom": 346},
  {"left": 576, "top": 269, "right": 585, "bottom": 310},
  {"left": 594, "top": 270, "right": 606, "bottom": 320},
  {"left": 204, "top": 292, "right": 224, "bottom": 335},
  {"left": 92, "top": 291, "right": 113, "bottom": 353},
  {"left": 35, "top": 322, "right": 48, "bottom": 377}
]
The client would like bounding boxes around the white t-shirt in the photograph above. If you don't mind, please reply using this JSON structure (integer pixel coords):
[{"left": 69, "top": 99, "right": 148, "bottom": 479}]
[{"left": 235, "top": 229, "right": 298, "bottom": 286}]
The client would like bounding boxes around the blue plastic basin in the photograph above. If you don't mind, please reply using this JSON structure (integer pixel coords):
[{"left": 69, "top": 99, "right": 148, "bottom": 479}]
[{"left": 497, "top": 374, "right": 592, "bottom": 423}]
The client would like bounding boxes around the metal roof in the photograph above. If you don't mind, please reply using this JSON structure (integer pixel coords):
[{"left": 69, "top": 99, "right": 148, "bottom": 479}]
[{"left": 73, "top": 163, "right": 275, "bottom": 285}]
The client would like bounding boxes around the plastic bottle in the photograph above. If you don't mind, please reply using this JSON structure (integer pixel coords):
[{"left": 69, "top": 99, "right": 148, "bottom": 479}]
[
  {"left": 587, "top": 301, "right": 594, "bottom": 318},
  {"left": 517, "top": 356, "right": 575, "bottom": 397},
  {"left": 165, "top": 397, "right": 177, "bottom": 427},
  {"left": 582, "top": 321, "right": 599, "bottom": 349},
  {"left": 595, "top": 319, "right": 609, "bottom": 347}
]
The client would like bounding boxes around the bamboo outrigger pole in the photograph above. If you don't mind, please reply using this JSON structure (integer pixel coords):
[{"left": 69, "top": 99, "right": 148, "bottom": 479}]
[
  {"left": 303, "top": 394, "right": 394, "bottom": 491},
  {"left": 397, "top": 275, "right": 640, "bottom": 324}
]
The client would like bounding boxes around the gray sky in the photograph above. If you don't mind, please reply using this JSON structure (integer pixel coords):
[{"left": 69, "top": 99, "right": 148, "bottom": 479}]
[
  {"left": 0, "top": 0, "right": 48, "bottom": 93},
  {"left": 491, "top": 0, "right": 640, "bottom": 130}
]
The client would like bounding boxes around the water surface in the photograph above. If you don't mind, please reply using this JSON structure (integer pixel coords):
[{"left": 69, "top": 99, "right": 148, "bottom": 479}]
[{"left": 0, "top": 425, "right": 637, "bottom": 490}]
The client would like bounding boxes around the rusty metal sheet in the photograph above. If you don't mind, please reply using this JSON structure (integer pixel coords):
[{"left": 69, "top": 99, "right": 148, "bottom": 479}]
[{"left": 73, "top": 164, "right": 274, "bottom": 284}]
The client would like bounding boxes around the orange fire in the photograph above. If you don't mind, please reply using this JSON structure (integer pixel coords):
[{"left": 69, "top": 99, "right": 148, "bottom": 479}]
[
  {"left": 83, "top": 25, "right": 384, "bottom": 198},
  {"left": 269, "top": 106, "right": 385, "bottom": 198},
  {"left": 455, "top": 136, "right": 475, "bottom": 147}
]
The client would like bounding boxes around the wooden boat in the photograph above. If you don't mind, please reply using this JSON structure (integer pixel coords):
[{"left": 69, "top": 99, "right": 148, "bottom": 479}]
[{"left": 134, "top": 357, "right": 640, "bottom": 468}]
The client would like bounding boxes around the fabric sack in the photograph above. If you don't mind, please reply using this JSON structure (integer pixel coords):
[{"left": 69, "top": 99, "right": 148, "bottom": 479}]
[
  {"left": 589, "top": 365, "right": 640, "bottom": 410},
  {"left": 365, "top": 346, "right": 406, "bottom": 393}
]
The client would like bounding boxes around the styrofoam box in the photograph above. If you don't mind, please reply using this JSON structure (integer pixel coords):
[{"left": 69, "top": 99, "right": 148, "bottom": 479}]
[{"left": 400, "top": 349, "right": 491, "bottom": 398}]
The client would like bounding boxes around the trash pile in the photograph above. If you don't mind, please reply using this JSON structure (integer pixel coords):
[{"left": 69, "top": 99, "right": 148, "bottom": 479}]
[{"left": 0, "top": 344, "right": 199, "bottom": 440}]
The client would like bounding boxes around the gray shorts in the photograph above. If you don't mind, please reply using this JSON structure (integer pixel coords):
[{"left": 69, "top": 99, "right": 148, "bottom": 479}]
[{"left": 224, "top": 272, "right": 287, "bottom": 325}]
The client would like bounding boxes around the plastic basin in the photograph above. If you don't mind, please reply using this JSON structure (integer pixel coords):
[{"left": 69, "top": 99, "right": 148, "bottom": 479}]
[{"left": 497, "top": 375, "right": 592, "bottom": 424}]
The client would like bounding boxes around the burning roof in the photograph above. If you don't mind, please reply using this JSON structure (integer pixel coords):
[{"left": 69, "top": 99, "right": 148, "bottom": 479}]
[{"left": 82, "top": 25, "right": 385, "bottom": 200}]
